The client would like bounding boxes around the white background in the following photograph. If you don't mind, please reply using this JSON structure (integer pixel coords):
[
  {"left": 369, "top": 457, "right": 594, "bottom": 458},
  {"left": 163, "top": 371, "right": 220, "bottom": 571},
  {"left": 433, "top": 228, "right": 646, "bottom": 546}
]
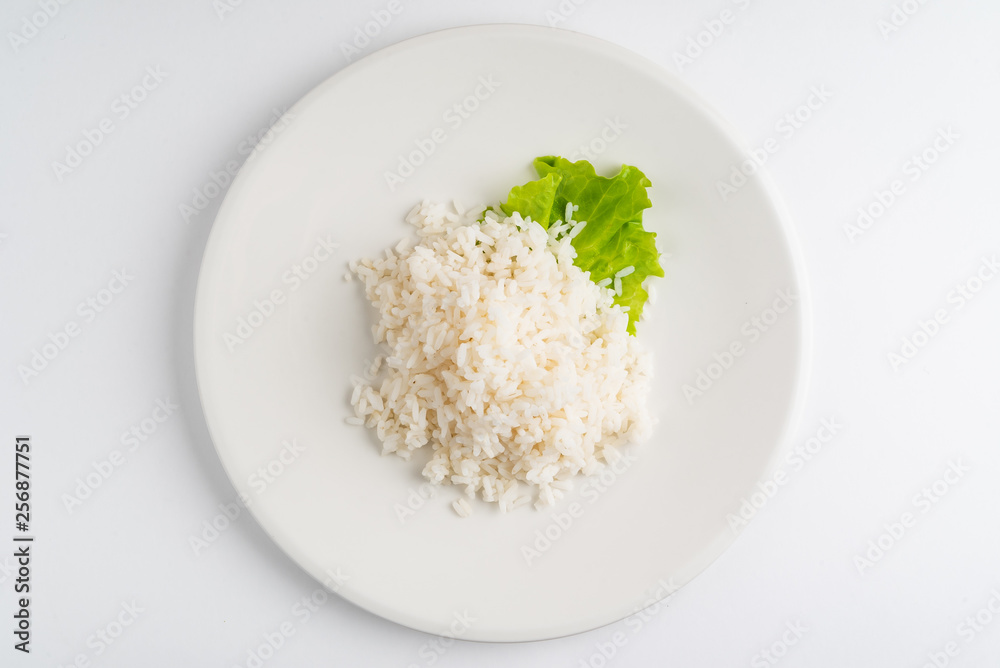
[{"left": 2, "top": 0, "right": 1000, "bottom": 666}]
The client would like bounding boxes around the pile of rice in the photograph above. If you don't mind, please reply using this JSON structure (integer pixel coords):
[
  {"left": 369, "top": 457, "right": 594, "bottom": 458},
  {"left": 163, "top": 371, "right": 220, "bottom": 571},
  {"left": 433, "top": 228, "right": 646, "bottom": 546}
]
[{"left": 347, "top": 200, "right": 653, "bottom": 515}]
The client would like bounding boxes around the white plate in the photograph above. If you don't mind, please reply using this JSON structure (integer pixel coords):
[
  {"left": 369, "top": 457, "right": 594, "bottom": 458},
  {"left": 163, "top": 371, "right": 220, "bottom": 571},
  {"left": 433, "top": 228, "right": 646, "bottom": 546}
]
[{"left": 194, "top": 24, "right": 809, "bottom": 642}]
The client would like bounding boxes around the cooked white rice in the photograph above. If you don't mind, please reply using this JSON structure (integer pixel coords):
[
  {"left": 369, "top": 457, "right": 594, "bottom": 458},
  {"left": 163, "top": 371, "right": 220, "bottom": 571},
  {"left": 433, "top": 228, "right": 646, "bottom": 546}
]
[{"left": 349, "top": 200, "right": 653, "bottom": 514}]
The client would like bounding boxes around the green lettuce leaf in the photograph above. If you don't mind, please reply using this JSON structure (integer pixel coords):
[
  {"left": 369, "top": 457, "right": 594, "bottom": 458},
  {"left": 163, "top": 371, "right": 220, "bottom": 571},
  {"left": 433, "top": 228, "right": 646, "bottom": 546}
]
[
  {"left": 499, "top": 172, "right": 561, "bottom": 227},
  {"left": 499, "top": 156, "right": 664, "bottom": 333}
]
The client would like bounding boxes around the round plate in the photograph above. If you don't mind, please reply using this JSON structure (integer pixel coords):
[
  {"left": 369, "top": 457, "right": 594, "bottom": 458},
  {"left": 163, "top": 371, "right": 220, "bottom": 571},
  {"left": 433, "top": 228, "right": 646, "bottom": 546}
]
[{"left": 194, "top": 24, "right": 809, "bottom": 642}]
